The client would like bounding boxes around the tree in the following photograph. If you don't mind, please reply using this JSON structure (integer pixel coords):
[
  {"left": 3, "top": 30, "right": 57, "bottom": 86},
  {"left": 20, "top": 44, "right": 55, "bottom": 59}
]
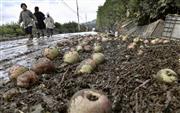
[{"left": 96, "top": 0, "right": 180, "bottom": 30}]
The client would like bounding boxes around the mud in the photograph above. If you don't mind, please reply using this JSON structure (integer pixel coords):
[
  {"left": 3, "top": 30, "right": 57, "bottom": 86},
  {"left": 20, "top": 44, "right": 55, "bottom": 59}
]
[{"left": 0, "top": 34, "right": 180, "bottom": 113}]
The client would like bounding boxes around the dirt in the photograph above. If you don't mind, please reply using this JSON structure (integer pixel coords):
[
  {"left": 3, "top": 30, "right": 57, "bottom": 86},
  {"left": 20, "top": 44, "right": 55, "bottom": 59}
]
[{"left": 0, "top": 34, "right": 180, "bottom": 113}]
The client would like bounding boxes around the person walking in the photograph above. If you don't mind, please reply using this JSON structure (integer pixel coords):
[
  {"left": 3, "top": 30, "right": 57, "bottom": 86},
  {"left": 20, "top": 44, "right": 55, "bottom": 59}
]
[
  {"left": 34, "top": 6, "right": 46, "bottom": 38},
  {"left": 18, "top": 3, "right": 36, "bottom": 39},
  {"left": 44, "top": 13, "right": 55, "bottom": 37}
]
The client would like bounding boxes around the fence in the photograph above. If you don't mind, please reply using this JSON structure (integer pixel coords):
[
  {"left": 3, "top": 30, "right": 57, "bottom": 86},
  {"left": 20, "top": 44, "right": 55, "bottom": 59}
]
[{"left": 162, "top": 14, "right": 180, "bottom": 38}]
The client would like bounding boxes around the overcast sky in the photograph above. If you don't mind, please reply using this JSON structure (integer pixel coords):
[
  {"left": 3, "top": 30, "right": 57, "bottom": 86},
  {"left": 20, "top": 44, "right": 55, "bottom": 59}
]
[{"left": 0, "top": 0, "right": 105, "bottom": 25}]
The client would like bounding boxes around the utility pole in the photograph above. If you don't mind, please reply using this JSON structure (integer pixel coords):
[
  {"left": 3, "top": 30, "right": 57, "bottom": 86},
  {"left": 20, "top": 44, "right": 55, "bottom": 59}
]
[
  {"left": 85, "top": 13, "right": 87, "bottom": 23},
  {"left": 76, "top": 0, "right": 80, "bottom": 31},
  {"left": 85, "top": 13, "right": 88, "bottom": 31}
]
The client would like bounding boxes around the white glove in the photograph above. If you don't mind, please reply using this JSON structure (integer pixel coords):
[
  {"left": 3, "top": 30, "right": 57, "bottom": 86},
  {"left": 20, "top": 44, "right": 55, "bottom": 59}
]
[{"left": 19, "top": 22, "right": 24, "bottom": 28}]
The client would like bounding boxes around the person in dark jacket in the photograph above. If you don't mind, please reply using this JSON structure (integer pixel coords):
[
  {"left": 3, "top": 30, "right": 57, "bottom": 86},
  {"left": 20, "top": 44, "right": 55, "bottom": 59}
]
[{"left": 34, "top": 6, "right": 46, "bottom": 38}]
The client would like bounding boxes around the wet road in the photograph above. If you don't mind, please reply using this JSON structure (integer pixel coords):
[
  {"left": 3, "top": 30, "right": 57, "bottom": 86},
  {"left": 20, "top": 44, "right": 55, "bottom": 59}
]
[{"left": 0, "top": 32, "right": 97, "bottom": 79}]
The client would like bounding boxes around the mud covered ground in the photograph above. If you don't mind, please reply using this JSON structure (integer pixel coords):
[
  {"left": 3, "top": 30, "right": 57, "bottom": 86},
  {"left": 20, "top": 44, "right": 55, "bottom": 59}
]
[{"left": 0, "top": 34, "right": 180, "bottom": 113}]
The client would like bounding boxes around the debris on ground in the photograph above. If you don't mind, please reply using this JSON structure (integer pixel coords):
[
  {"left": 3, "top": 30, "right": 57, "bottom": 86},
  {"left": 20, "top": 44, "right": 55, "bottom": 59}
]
[{"left": 0, "top": 34, "right": 180, "bottom": 113}]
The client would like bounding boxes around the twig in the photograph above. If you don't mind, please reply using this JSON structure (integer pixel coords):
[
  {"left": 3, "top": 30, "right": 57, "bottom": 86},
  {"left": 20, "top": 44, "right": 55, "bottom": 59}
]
[
  {"left": 59, "top": 68, "right": 69, "bottom": 86},
  {"left": 17, "top": 109, "right": 24, "bottom": 113},
  {"left": 134, "top": 79, "right": 150, "bottom": 91},
  {"left": 135, "top": 93, "right": 138, "bottom": 113},
  {"left": 122, "top": 65, "right": 141, "bottom": 77},
  {"left": 165, "top": 91, "right": 172, "bottom": 108}
]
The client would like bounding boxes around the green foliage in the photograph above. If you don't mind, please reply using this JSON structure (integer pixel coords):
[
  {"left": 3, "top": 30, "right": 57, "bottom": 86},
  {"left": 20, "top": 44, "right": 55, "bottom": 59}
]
[
  {"left": 54, "top": 22, "right": 86, "bottom": 33},
  {"left": 175, "top": 0, "right": 180, "bottom": 7},
  {"left": 96, "top": 0, "right": 128, "bottom": 31},
  {"left": 54, "top": 22, "right": 63, "bottom": 33},
  {"left": 0, "top": 22, "right": 25, "bottom": 38},
  {"left": 96, "top": 0, "right": 179, "bottom": 30},
  {"left": 0, "top": 21, "right": 86, "bottom": 40}
]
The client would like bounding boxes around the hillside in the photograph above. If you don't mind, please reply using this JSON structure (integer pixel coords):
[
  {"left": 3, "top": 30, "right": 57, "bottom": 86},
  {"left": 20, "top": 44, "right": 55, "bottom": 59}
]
[
  {"left": 96, "top": 0, "right": 180, "bottom": 31},
  {"left": 82, "top": 19, "right": 96, "bottom": 30}
]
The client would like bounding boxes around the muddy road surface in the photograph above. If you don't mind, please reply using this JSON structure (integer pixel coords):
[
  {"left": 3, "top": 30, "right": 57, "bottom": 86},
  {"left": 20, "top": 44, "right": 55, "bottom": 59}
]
[{"left": 0, "top": 32, "right": 97, "bottom": 79}]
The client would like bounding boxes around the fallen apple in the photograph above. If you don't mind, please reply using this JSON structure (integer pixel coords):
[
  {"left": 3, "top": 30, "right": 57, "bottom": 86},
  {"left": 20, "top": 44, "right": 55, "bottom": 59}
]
[
  {"left": 153, "top": 68, "right": 178, "bottom": 84},
  {"left": 92, "top": 53, "right": 105, "bottom": 65},
  {"left": 122, "top": 35, "right": 128, "bottom": 41},
  {"left": 63, "top": 51, "right": 80, "bottom": 64},
  {"left": 84, "top": 45, "right": 92, "bottom": 52},
  {"left": 32, "top": 57, "right": 55, "bottom": 75},
  {"left": 127, "top": 42, "right": 136, "bottom": 49},
  {"left": 76, "top": 59, "right": 96, "bottom": 74},
  {"left": 9, "top": 65, "right": 29, "bottom": 80},
  {"left": 163, "top": 39, "right": 170, "bottom": 44},
  {"left": 101, "top": 37, "right": 108, "bottom": 42},
  {"left": 133, "top": 37, "right": 140, "bottom": 43},
  {"left": 43, "top": 47, "right": 59, "bottom": 60},
  {"left": 137, "top": 49, "right": 143, "bottom": 56},
  {"left": 94, "top": 43, "right": 102, "bottom": 52},
  {"left": 151, "top": 38, "right": 159, "bottom": 45},
  {"left": 68, "top": 89, "right": 112, "bottom": 113},
  {"left": 76, "top": 45, "right": 83, "bottom": 52},
  {"left": 17, "top": 70, "right": 38, "bottom": 88},
  {"left": 144, "top": 39, "right": 149, "bottom": 44}
]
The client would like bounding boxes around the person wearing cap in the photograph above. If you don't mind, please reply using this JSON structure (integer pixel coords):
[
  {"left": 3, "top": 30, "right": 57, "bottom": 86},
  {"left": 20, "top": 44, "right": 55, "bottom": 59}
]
[
  {"left": 44, "top": 13, "right": 55, "bottom": 37},
  {"left": 18, "top": 3, "right": 37, "bottom": 39},
  {"left": 34, "top": 6, "right": 46, "bottom": 38}
]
